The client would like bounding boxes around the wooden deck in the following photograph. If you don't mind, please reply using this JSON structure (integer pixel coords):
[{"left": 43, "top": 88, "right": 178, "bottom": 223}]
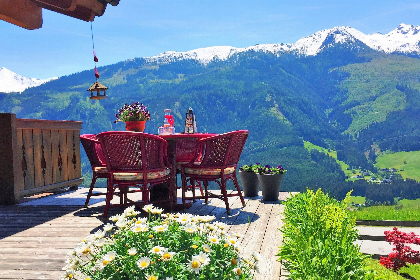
[{"left": 0, "top": 187, "right": 292, "bottom": 280}]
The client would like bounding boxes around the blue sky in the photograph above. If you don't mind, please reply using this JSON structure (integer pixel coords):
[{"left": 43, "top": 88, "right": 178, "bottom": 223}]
[{"left": 1, "top": 0, "right": 420, "bottom": 79}]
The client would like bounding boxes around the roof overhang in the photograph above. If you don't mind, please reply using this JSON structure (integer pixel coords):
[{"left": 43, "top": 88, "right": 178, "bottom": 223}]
[{"left": 0, "top": 0, "right": 117, "bottom": 30}]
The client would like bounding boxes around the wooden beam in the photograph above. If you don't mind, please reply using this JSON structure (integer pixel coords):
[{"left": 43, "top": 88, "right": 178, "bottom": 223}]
[{"left": 0, "top": 0, "right": 42, "bottom": 30}]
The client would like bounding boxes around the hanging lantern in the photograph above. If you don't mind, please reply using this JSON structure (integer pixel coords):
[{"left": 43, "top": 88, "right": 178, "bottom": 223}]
[
  {"left": 87, "top": 22, "right": 108, "bottom": 100},
  {"left": 184, "top": 107, "right": 197, "bottom": 133},
  {"left": 87, "top": 81, "right": 108, "bottom": 100}
]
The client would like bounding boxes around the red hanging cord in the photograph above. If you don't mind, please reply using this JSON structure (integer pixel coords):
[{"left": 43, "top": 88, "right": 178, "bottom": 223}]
[{"left": 91, "top": 22, "right": 99, "bottom": 80}]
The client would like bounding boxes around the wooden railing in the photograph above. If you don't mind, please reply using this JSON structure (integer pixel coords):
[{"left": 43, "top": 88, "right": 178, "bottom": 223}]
[{"left": 0, "top": 113, "right": 83, "bottom": 204}]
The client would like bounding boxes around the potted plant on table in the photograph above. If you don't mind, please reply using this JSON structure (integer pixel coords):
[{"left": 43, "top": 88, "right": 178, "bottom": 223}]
[
  {"left": 115, "top": 102, "right": 151, "bottom": 132},
  {"left": 255, "top": 165, "right": 286, "bottom": 201},
  {"left": 238, "top": 163, "right": 261, "bottom": 197}
]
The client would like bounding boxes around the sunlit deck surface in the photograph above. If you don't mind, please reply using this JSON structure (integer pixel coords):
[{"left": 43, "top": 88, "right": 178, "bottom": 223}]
[{"left": 0, "top": 188, "right": 293, "bottom": 280}]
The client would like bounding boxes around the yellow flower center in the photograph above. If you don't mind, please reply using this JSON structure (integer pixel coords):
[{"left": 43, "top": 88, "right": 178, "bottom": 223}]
[
  {"left": 140, "top": 261, "right": 148, "bottom": 268},
  {"left": 236, "top": 268, "right": 242, "bottom": 275},
  {"left": 148, "top": 276, "right": 157, "bottom": 280},
  {"left": 191, "top": 261, "right": 200, "bottom": 269},
  {"left": 153, "top": 248, "right": 160, "bottom": 252},
  {"left": 102, "top": 260, "right": 109, "bottom": 266},
  {"left": 191, "top": 245, "right": 198, "bottom": 249},
  {"left": 224, "top": 243, "right": 229, "bottom": 248},
  {"left": 68, "top": 274, "right": 73, "bottom": 279},
  {"left": 230, "top": 239, "right": 236, "bottom": 244},
  {"left": 211, "top": 238, "right": 217, "bottom": 242},
  {"left": 149, "top": 235, "right": 153, "bottom": 239},
  {"left": 204, "top": 248, "right": 210, "bottom": 252},
  {"left": 231, "top": 259, "right": 237, "bottom": 265},
  {"left": 163, "top": 253, "right": 171, "bottom": 259}
]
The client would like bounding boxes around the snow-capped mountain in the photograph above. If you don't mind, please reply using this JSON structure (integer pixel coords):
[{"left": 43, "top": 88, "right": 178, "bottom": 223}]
[
  {"left": 0, "top": 67, "right": 57, "bottom": 93},
  {"left": 146, "top": 23, "right": 420, "bottom": 65}
]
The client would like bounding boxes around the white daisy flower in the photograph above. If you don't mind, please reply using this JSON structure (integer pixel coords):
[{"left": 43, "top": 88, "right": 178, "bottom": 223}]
[
  {"left": 227, "top": 237, "right": 239, "bottom": 246},
  {"left": 150, "top": 207, "right": 164, "bottom": 215},
  {"left": 93, "top": 238, "right": 105, "bottom": 248},
  {"left": 103, "top": 223, "right": 113, "bottom": 232},
  {"left": 187, "top": 255, "right": 203, "bottom": 274},
  {"left": 161, "top": 251, "right": 176, "bottom": 261},
  {"left": 137, "top": 256, "right": 151, "bottom": 270},
  {"left": 128, "top": 247, "right": 137, "bottom": 256},
  {"left": 135, "top": 217, "right": 148, "bottom": 224},
  {"left": 196, "top": 252, "right": 210, "bottom": 266},
  {"left": 109, "top": 214, "right": 122, "bottom": 222},
  {"left": 75, "top": 243, "right": 91, "bottom": 256},
  {"left": 202, "top": 244, "right": 212, "bottom": 253},
  {"left": 145, "top": 274, "right": 158, "bottom": 280},
  {"left": 131, "top": 224, "right": 149, "bottom": 233},
  {"left": 149, "top": 246, "right": 166, "bottom": 255},
  {"left": 232, "top": 267, "right": 242, "bottom": 279},
  {"left": 152, "top": 224, "right": 168, "bottom": 233},
  {"left": 93, "top": 229, "right": 105, "bottom": 239},
  {"left": 142, "top": 204, "right": 154, "bottom": 213},
  {"left": 214, "top": 221, "right": 227, "bottom": 229},
  {"left": 183, "top": 224, "right": 198, "bottom": 234},
  {"left": 103, "top": 251, "right": 116, "bottom": 262},
  {"left": 252, "top": 251, "right": 262, "bottom": 261},
  {"left": 207, "top": 235, "right": 219, "bottom": 244},
  {"left": 177, "top": 214, "right": 192, "bottom": 224},
  {"left": 116, "top": 219, "right": 128, "bottom": 228}
]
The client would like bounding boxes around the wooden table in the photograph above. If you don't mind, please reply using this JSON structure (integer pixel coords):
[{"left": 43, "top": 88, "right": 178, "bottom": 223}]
[{"left": 159, "top": 133, "right": 217, "bottom": 209}]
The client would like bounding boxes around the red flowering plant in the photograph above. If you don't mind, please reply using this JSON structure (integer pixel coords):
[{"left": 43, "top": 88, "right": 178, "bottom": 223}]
[{"left": 379, "top": 227, "right": 420, "bottom": 272}]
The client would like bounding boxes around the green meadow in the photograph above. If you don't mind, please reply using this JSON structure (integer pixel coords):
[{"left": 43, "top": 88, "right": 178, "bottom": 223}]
[
  {"left": 375, "top": 151, "right": 420, "bottom": 182},
  {"left": 350, "top": 198, "right": 420, "bottom": 221}
]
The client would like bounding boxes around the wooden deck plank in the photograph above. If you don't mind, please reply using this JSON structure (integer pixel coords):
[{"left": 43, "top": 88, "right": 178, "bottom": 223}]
[{"left": 0, "top": 187, "right": 290, "bottom": 280}]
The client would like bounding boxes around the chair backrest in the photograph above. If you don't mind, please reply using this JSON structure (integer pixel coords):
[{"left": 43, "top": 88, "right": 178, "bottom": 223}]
[
  {"left": 80, "top": 134, "right": 107, "bottom": 168},
  {"left": 97, "top": 131, "right": 169, "bottom": 173},
  {"left": 175, "top": 134, "right": 217, "bottom": 163},
  {"left": 197, "top": 130, "right": 249, "bottom": 168}
]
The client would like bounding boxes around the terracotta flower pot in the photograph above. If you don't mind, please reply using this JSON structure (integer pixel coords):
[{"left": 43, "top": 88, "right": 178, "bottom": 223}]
[
  {"left": 125, "top": 121, "right": 146, "bottom": 132},
  {"left": 258, "top": 173, "right": 284, "bottom": 201},
  {"left": 238, "top": 171, "right": 259, "bottom": 197}
]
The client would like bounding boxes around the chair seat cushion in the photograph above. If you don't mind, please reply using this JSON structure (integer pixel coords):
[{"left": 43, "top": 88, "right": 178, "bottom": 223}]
[
  {"left": 176, "top": 161, "right": 201, "bottom": 170},
  {"left": 184, "top": 166, "right": 235, "bottom": 176},
  {"left": 93, "top": 166, "right": 108, "bottom": 173},
  {"left": 113, "top": 168, "right": 170, "bottom": 181}
]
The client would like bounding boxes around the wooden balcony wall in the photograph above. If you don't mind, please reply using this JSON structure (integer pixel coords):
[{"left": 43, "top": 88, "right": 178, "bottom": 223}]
[{"left": 0, "top": 113, "right": 83, "bottom": 204}]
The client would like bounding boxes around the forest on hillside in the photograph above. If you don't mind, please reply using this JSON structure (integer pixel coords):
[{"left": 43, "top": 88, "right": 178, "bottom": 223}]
[{"left": 1, "top": 45, "right": 420, "bottom": 201}]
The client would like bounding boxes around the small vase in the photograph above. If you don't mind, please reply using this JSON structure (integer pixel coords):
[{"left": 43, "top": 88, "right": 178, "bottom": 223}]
[
  {"left": 238, "top": 171, "right": 259, "bottom": 197},
  {"left": 258, "top": 173, "right": 284, "bottom": 201},
  {"left": 125, "top": 121, "right": 146, "bottom": 132}
]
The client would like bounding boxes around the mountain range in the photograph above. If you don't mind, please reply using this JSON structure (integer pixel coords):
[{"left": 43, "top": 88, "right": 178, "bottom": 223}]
[
  {"left": 1, "top": 23, "right": 420, "bottom": 198},
  {"left": 0, "top": 67, "right": 57, "bottom": 93},
  {"left": 3, "top": 23, "right": 420, "bottom": 93}
]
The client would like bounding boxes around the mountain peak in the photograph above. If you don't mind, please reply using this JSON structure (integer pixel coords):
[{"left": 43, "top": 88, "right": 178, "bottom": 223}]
[
  {"left": 0, "top": 67, "right": 57, "bottom": 93},
  {"left": 145, "top": 24, "right": 420, "bottom": 65}
]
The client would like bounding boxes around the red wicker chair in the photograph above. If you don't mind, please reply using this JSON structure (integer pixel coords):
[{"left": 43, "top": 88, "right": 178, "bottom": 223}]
[
  {"left": 80, "top": 134, "right": 109, "bottom": 207},
  {"left": 97, "top": 131, "right": 173, "bottom": 219},
  {"left": 180, "top": 130, "right": 249, "bottom": 214},
  {"left": 173, "top": 134, "right": 217, "bottom": 198}
]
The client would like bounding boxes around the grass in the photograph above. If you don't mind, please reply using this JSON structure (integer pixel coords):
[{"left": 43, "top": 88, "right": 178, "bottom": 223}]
[
  {"left": 303, "top": 140, "right": 354, "bottom": 179},
  {"left": 366, "top": 258, "right": 420, "bottom": 279},
  {"left": 350, "top": 196, "right": 366, "bottom": 205},
  {"left": 375, "top": 151, "right": 420, "bottom": 182},
  {"left": 351, "top": 198, "right": 420, "bottom": 221}
]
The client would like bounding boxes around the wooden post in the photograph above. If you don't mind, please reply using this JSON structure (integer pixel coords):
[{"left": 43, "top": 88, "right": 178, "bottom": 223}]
[{"left": 0, "top": 113, "right": 23, "bottom": 204}]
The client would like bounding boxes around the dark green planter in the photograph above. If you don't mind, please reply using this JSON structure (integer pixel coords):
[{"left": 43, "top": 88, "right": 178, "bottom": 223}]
[
  {"left": 257, "top": 173, "right": 284, "bottom": 201},
  {"left": 238, "top": 171, "right": 259, "bottom": 197}
]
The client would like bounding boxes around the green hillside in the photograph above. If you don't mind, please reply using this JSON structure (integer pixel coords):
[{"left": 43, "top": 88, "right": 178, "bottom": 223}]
[
  {"left": 375, "top": 151, "right": 420, "bottom": 182},
  {"left": 1, "top": 46, "right": 420, "bottom": 198}
]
